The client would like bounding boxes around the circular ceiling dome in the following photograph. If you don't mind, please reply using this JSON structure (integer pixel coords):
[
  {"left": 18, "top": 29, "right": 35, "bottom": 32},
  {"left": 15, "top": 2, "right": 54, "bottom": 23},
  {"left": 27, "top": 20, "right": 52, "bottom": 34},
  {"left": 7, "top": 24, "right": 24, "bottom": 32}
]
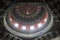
[
  {"left": 3, "top": 2, "right": 53, "bottom": 38},
  {"left": 12, "top": 3, "right": 45, "bottom": 23}
]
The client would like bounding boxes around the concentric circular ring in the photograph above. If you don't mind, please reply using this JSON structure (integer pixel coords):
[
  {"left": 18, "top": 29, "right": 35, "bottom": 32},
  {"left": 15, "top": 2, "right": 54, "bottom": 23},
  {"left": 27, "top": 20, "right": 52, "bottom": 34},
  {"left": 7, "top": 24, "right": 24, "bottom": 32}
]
[{"left": 3, "top": 2, "right": 53, "bottom": 38}]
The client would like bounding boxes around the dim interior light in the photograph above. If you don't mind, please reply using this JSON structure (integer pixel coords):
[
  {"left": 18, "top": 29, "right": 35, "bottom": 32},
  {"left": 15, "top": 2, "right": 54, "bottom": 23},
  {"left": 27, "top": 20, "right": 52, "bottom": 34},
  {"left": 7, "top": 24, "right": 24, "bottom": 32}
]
[
  {"left": 10, "top": 18, "right": 12, "bottom": 22},
  {"left": 38, "top": 23, "right": 42, "bottom": 28},
  {"left": 14, "top": 23, "right": 19, "bottom": 28},
  {"left": 30, "top": 25, "right": 35, "bottom": 30},
  {"left": 22, "top": 26, "right": 26, "bottom": 30},
  {"left": 44, "top": 18, "right": 47, "bottom": 22},
  {"left": 26, "top": 12, "right": 29, "bottom": 15}
]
